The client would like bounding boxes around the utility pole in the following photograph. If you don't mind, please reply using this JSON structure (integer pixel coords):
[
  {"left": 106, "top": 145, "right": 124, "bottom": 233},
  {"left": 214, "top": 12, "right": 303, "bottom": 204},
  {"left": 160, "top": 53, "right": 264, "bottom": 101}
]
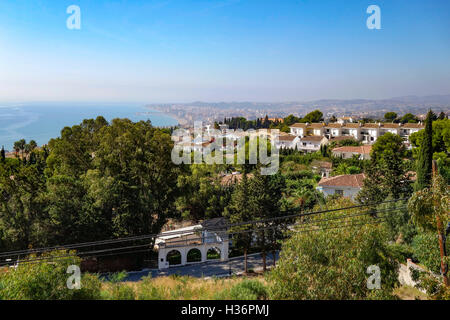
[{"left": 432, "top": 160, "right": 449, "bottom": 287}]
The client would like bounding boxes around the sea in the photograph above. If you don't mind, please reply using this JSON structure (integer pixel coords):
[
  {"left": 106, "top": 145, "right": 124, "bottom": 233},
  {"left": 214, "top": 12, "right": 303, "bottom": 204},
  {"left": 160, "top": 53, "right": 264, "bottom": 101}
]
[{"left": 0, "top": 103, "right": 178, "bottom": 151}]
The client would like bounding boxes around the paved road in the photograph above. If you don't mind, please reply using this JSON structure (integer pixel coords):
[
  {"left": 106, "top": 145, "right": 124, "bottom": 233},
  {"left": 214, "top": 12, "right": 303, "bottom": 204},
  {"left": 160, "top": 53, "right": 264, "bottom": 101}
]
[{"left": 124, "top": 252, "right": 279, "bottom": 282}]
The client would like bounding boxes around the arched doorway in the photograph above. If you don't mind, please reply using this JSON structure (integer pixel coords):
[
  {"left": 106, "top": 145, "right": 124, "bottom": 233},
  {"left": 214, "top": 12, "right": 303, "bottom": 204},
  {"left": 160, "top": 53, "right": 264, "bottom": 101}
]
[
  {"left": 187, "top": 248, "right": 202, "bottom": 263},
  {"left": 166, "top": 250, "right": 182, "bottom": 266},
  {"left": 207, "top": 247, "right": 221, "bottom": 260}
]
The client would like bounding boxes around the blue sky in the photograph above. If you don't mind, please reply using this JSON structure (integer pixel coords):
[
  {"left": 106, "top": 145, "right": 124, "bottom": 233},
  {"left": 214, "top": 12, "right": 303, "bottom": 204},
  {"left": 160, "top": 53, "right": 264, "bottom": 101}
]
[{"left": 0, "top": 0, "right": 449, "bottom": 103}]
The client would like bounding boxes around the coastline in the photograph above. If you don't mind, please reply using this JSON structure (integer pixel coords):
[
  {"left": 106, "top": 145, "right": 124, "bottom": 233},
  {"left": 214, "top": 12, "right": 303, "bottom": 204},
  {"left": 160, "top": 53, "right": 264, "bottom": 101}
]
[
  {"left": 144, "top": 106, "right": 187, "bottom": 127},
  {"left": 0, "top": 104, "right": 182, "bottom": 150}
]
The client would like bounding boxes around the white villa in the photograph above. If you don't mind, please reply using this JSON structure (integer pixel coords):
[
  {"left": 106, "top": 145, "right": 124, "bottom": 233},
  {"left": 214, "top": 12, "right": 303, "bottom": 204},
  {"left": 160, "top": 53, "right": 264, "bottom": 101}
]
[
  {"left": 298, "top": 136, "right": 328, "bottom": 153},
  {"left": 289, "top": 122, "right": 424, "bottom": 145},
  {"left": 275, "top": 135, "right": 300, "bottom": 149},
  {"left": 316, "top": 173, "right": 365, "bottom": 200}
]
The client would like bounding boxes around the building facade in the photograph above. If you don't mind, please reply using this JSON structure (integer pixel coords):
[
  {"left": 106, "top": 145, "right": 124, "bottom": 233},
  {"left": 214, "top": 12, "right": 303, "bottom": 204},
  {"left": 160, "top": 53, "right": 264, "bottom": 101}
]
[
  {"left": 316, "top": 173, "right": 365, "bottom": 200},
  {"left": 290, "top": 122, "right": 424, "bottom": 145}
]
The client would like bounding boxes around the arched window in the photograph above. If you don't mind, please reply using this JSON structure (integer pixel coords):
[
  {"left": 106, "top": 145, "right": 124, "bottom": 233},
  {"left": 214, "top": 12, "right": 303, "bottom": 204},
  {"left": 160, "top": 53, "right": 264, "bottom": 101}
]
[
  {"left": 187, "top": 248, "right": 202, "bottom": 263},
  {"left": 166, "top": 250, "right": 182, "bottom": 265},
  {"left": 207, "top": 247, "right": 221, "bottom": 260}
]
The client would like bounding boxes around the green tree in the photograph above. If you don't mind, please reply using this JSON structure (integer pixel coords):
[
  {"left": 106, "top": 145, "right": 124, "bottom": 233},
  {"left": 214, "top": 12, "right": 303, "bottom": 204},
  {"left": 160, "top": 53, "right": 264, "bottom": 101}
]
[
  {"left": 332, "top": 162, "right": 361, "bottom": 176},
  {"left": 415, "top": 110, "right": 434, "bottom": 191},
  {"left": 249, "top": 171, "right": 287, "bottom": 271},
  {"left": 412, "top": 232, "right": 445, "bottom": 274},
  {"left": 408, "top": 166, "right": 450, "bottom": 286},
  {"left": 0, "top": 164, "right": 47, "bottom": 249},
  {"left": 410, "top": 118, "right": 450, "bottom": 183},
  {"left": 301, "top": 110, "right": 323, "bottom": 123},
  {"left": 410, "top": 119, "right": 450, "bottom": 154},
  {"left": 384, "top": 112, "right": 398, "bottom": 122},
  {"left": 87, "top": 119, "right": 179, "bottom": 237},
  {"left": 400, "top": 113, "right": 418, "bottom": 124},
  {"left": 283, "top": 114, "right": 302, "bottom": 126},
  {"left": 268, "top": 198, "right": 399, "bottom": 299},
  {"left": 224, "top": 173, "right": 254, "bottom": 273},
  {"left": 356, "top": 133, "right": 412, "bottom": 204},
  {"left": 175, "top": 164, "right": 231, "bottom": 222},
  {"left": 0, "top": 117, "right": 181, "bottom": 252},
  {"left": 378, "top": 197, "right": 416, "bottom": 244},
  {"left": 1, "top": 146, "right": 5, "bottom": 162},
  {"left": 0, "top": 250, "right": 102, "bottom": 300},
  {"left": 13, "top": 139, "right": 26, "bottom": 159}
]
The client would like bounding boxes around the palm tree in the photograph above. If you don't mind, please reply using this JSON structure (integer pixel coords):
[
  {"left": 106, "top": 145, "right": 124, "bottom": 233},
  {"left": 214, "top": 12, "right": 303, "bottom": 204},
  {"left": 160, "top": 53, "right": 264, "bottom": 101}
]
[
  {"left": 13, "top": 139, "right": 27, "bottom": 159},
  {"left": 13, "top": 141, "right": 21, "bottom": 158},
  {"left": 29, "top": 140, "right": 37, "bottom": 150},
  {"left": 24, "top": 140, "right": 37, "bottom": 159}
]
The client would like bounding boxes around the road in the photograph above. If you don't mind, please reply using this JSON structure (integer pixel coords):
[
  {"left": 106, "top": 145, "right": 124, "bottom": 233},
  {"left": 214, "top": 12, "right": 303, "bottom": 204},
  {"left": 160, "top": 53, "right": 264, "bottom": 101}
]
[{"left": 124, "top": 252, "right": 279, "bottom": 282}]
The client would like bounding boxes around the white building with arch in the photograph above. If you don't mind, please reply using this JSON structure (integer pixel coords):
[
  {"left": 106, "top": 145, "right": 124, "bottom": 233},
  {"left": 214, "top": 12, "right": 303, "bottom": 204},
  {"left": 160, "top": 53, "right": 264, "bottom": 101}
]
[{"left": 155, "top": 218, "right": 229, "bottom": 270}]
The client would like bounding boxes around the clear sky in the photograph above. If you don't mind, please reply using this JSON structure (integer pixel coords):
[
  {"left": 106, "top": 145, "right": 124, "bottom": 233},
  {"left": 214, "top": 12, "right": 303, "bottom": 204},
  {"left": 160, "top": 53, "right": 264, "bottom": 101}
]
[{"left": 0, "top": 0, "right": 449, "bottom": 103}]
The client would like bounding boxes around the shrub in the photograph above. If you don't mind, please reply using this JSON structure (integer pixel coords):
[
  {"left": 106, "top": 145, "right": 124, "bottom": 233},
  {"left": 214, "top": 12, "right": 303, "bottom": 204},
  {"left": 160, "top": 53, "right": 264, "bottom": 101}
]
[
  {"left": 103, "top": 285, "right": 136, "bottom": 300},
  {"left": 0, "top": 250, "right": 102, "bottom": 300},
  {"left": 216, "top": 279, "right": 267, "bottom": 300},
  {"left": 268, "top": 198, "right": 399, "bottom": 300},
  {"left": 136, "top": 277, "right": 166, "bottom": 300},
  {"left": 411, "top": 232, "right": 444, "bottom": 274},
  {"left": 101, "top": 271, "right": 136, "bottom": 300}
]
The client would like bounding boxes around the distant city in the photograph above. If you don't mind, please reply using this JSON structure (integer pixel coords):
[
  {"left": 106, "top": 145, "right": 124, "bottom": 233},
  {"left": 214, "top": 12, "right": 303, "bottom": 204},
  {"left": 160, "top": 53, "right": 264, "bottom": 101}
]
[{"left": 148, "top": 94, "right": 450, "bottom": 127}]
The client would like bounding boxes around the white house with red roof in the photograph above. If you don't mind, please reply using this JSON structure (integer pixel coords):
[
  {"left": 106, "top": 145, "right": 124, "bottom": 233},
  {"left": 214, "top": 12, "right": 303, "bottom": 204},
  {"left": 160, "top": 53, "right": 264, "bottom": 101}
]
[{"left": 316, "top": 173, "right": 365, "bottom": 199}]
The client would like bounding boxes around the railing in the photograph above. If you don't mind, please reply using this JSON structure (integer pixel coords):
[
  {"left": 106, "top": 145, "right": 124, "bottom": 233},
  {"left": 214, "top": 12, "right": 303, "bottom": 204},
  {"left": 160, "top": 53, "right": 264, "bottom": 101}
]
[{"left": 158, "top": 235, "right": 226, "bottom": 249}]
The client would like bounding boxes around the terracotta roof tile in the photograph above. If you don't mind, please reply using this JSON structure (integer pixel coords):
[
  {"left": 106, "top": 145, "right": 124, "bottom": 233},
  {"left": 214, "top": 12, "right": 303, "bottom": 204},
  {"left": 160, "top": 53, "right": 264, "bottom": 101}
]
[
  {"left": 361, "top": 123, "right": 381, "bottom": 128},
  {"left": 278, "top": 135, "right": 297, "bottom": 141},
  {"left": 311, "top": 160, "right": 333, "bottom": 169},
  {"left": 381, "top": 123, "right": 401, "bottom": 129},
  {"left": 290, "top": 123, "right": 308, "bottom": 128},
  {"left": 332, "top": 146, "right": 372, "bottom": 154},
  {"left": 325, "top": 123, "right": 343, "bottom": 128},
  {"left": 402, "top": 123, "right": 424, "bottom": 129},
  {"left": 309, "top": 123, "right": 325, "bottom": 128},
  {"left": 318, "top": 173, "right": 365, "bottom": 188},
  {"left": 342, "top": 123, "right": 361, "bottom": 128},
  {"left": 300, "top": 136, "right": 327, "bottom": 142}
]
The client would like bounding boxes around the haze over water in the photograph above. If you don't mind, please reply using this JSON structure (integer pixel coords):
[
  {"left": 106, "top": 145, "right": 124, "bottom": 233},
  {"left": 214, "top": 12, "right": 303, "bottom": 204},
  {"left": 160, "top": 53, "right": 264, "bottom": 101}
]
[{"left": 0, "top": 103, "right": 178, "bottom": 151}]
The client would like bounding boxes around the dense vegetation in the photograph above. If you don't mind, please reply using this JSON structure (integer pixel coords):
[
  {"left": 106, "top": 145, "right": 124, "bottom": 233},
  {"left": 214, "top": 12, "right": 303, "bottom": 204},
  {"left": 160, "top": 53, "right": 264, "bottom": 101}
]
[
  {"left": 0, "top": 118, "right": 179, "bottom": 251},
  {"left": 217, "top": 110, "right": 323, "bottom": 133},
  {"left": 0, "top": 110, "right": 449, "bottom": 300}
]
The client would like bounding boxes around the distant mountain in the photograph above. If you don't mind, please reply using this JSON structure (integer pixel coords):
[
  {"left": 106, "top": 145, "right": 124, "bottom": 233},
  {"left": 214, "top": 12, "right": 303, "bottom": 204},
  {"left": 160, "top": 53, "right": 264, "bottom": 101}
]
[
  {"left": 152, "top": 94, "right": 450, "bottom": 109},
  {"left": 148, "top": 94, "right": 450, "bottom": 123},
  {"left": 385, "top": 95, "right": 450, "bottom": 104}
]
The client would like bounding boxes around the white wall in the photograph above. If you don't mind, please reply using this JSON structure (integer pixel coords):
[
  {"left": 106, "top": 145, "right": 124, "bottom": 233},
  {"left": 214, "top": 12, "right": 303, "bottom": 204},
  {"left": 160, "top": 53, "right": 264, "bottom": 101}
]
[
  {"left": 316, "top": 186, "right": 361, "bottom": 200},
  {"left": 290, "top": 127, "right": 304, "bottom": 136}
]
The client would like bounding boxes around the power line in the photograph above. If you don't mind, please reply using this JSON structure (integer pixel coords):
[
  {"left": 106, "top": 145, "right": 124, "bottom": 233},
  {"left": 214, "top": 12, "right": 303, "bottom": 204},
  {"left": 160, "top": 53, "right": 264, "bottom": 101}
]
[
  {"left": 0, "top": 217, "right": 389, "bottom": 266},
  {"left": 0, "top": 205, "right": 404, "bottom": 266},
  {"left": 0, "top": 197, "right": 408, "bottom": 259},
  {"left": 0, "top": 201, "right": 407, "bottom": 261}
]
